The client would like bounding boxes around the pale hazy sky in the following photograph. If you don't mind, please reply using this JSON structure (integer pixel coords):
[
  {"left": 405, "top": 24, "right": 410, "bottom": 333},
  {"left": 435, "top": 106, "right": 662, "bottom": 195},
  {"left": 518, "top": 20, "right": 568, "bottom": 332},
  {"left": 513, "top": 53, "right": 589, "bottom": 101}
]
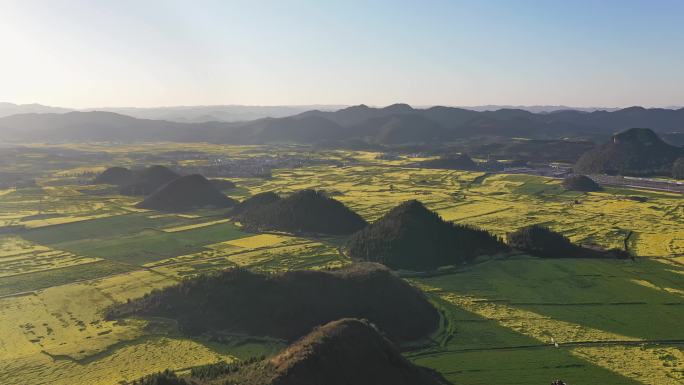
[{"left": 1, "top": 0, "right": 683, "bottom": 108}]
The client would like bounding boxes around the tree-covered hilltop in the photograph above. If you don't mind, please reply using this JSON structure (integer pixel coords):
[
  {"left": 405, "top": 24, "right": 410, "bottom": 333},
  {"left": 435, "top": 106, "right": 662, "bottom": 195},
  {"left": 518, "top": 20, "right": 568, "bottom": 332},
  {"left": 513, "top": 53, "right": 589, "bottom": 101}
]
[
  {"left": 506, "top": 225, "right": 630, "bottom": 259},
  {"left": 127, "top": 319, "right": 449, "bottom": 385},
  {"left": 208, "top": 178, "right": 236, "bottom": 191},
  {"left": 136, "top": 174, "right": 237, "bottom": 211},
  {"left": 120, "top": 165, "right": 181, "bottom": 196},
  {"left": 230, "top": 189, "right": 367, "bottom": 235},
  {"left": 347, "top": 200, "right": 507, "bottom": 271},
  {"left": 562, "top": 174, "right": 602, "bottom": 192},
  {"left": 93, "top": 166, "right": 134, "bottom": 185},
  {"left": 574, "top": 128, "right": 684, "bottom": 176},
  {"left": 93, "top": 165, "right": 181, "bottom": 195},
  {"left": 108, "top": 263, "right": 439, "bottom": 343},
  {"left": 417, "top": 153, "right": 479, "bottom": 170},
  {"left": 214, "top": 318, "right": 450, "bottom": 385},
  {"left": 230, "top": 191, "right": 281, "bottom": 216}
]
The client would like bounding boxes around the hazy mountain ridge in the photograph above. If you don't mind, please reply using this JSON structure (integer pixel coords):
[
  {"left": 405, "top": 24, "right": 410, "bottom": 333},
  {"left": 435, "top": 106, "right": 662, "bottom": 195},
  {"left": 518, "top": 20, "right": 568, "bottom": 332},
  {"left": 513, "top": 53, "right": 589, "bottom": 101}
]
[
  {"left": 1, "top": 104, "right": 683, "bottom": 145},
  {"left": 0, "top": 103, "right": 345, "bottom": 122}
]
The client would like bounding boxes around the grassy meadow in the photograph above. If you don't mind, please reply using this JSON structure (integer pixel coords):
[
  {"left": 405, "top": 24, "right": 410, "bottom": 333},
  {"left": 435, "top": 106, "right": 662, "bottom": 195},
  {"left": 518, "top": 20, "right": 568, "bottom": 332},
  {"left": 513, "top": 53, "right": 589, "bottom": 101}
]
[{"left": 0, "top": 143, "right": 682, "bottom": 385}]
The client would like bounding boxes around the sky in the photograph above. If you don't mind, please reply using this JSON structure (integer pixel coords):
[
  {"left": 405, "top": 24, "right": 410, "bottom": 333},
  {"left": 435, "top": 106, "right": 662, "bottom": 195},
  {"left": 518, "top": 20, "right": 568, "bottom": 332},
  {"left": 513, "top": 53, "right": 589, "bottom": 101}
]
[{"left": 0, "top": 0, "right": 683, "bottom": 108}]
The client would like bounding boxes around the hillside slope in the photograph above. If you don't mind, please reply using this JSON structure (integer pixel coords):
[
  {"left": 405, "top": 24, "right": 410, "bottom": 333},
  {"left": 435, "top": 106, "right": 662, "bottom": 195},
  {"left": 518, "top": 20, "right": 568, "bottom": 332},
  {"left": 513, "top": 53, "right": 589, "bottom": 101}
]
[
  {"left": 108, "top": 263, "right": 439, "bottom": 343},
  {"left": 220, "top": 318, "right": 449, "bottom": 385},
  {"left": 231, "top": 190, "right": 367, "bottom": 235},
  {"left": 136, "top": 174, "right": 237, "bottom": 211},
  {"left": 574, "top": 128, "right": 684, "bottom": 176},
  {"left": 347, "top": 200, "right": 506, "bottom": 270}
]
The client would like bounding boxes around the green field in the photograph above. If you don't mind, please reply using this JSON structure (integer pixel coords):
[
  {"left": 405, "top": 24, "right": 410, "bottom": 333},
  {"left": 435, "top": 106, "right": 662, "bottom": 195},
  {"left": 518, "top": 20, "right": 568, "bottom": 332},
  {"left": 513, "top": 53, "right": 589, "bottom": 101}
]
[
  {"left": 24, "top": 215, "right": 248, "bottom": 265},
  {"left": 409, "top": 257, "right": 684, "bottom": 385},
  {"left": 0, "top": 143, "right": 682, "bottom": 385}
]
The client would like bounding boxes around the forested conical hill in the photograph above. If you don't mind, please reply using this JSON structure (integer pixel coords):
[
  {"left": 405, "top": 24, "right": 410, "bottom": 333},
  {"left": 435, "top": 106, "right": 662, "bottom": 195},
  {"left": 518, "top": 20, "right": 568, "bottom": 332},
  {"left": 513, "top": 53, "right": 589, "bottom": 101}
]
[
  {"left": 132, "top": 319, "right": 450, "bottom": 385},
  {"left": 506, "top": 224, "right": 629, "bottom": 259},
  {"left": 230, "top": 191, "right": 281, "bottom": 216},
  {"left": 108, "top": 263, "right": 439, "bottom": 343},
  {"left": 561, "top": 174, "right": 602, "bottom": 192},
  {"left": 215, "top": 318, "right": 449, "bottom": 385},
  {"left": 347, "top": 200, "right": 506, "bottom": 270},
  {"left": 418, "top": 153, "right": 479, "bottom": 170},
  {"left": 574, "top": 128, "right": 684, "bottom": 176},
  {"left": 136, "top": 174, "right": 237, "bottom": 211},
  {"left": 93, "top": 166, "right": 134, "bottom": 185},
  {"left": 120, "top": 165, "right": 180, "bottom": 196},
  {"left": 231, "top": 189, "right": 367, "bottom": 235}
]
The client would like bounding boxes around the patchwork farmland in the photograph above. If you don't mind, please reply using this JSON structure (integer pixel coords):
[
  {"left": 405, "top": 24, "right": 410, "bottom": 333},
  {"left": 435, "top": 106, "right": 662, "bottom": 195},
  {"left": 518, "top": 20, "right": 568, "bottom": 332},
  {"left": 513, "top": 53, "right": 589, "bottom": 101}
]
[{"left": 0, "top": 144, "right": 682, "bottom": 385}]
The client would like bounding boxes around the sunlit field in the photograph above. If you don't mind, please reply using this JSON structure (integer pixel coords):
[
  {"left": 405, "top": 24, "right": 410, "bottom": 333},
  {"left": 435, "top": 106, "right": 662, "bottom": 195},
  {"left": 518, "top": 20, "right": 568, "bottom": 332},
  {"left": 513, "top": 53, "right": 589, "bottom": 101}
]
[{"left": 0, "top": 143, "right": 682, "bottom": 385}]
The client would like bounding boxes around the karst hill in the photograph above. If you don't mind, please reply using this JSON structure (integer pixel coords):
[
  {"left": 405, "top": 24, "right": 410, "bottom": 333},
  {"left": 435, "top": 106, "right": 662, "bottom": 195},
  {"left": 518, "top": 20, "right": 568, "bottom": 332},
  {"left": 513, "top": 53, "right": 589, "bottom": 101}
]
[
  {"left": 220, "top": 318, "right": 449, "bottom": 385},
  {"left": 231, "top": 189, "right": 367, "bottom": 235},
  {"left": 93, "top": 166, "right": 134, "bottom": 185},
  {"left": 108, "top": 263, "right": 439, "bottom": 343},
  {"left": 575, "top": 128, "right": 684, "bottom": 176},
  {"left": 94, "top": 165, "right": 180, "bottom": 195},
  {"left": 507, "top": 224, "right": 630, "bottom": 259},
  {"left": 347, "top": 200, "right": 507, "bottom": 271},
  {"left": 562, "top": 174, "right": 602, "bottom": 192},
  {"left": 136, "top": 174, "right": 237, "bottom": 211},
  {"left": 133, "top": 318, "right": 449, "bottom": 385}
]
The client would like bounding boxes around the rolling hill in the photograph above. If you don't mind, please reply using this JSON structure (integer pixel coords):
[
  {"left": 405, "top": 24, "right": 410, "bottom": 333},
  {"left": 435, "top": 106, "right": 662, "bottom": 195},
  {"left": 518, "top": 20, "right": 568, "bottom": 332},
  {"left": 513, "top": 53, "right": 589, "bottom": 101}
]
[
  {"left": 119, "top": 165, "right": 180, "bottom": 196},
  {"left": 506, "top": 225, "right": 630, "bottom": 259},
  {"left": 199, "top": 319, "right": 448, "bottom": 385},
  {"left": 93, "top": 166, "right": 134, "bottom": 185},
  {"left": 574, "top": 128, "right": 684, "bottom": 176},
  {"left": 418, "top": 153, "right": 479, "bottom": 170},
  {"left": 562, "top": 174, "right": 602, "bottom": 192},
  {"left": 94, "top": 165, "right": 181, "bottom": 195},
  {"left": 133, "top": 319, "right": 449, "bottom": 385},
  {"left": 231, "top": 189, "right": 367, "bottom": 235},
  {"left": 136, "top": 174, "right": 237, "bottom": 211},
  {"left": 347, "top": 200, "right": 507, "bottom": 270},
  {"left": 107, "top": 263, "right": 439, "bottom": 343}
]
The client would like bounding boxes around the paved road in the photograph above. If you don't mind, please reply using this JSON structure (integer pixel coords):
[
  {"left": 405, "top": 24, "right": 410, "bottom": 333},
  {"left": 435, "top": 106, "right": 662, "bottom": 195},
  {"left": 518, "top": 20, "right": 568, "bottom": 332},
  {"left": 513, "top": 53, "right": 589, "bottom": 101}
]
[{"left": 589, "top": 174, "right": 684, "bottom": 194}]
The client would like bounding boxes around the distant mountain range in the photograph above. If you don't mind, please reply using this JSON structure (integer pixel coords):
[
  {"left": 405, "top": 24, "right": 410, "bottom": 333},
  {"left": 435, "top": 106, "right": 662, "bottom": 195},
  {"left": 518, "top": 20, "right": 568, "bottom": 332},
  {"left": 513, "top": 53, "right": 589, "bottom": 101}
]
[
  {"left": 1, "top": 103, "right": 683, "bottom": 145},
  {"left": 0, "top": 102, "right": 72, "bottom": 116},
  {"left": 3, "top": 102, "right": 682, "bottom": 122},
  {"left": 458, "top": 105, "right": 625, "bottom": 113},
  {"left": 0, "top": 103, "right": 344, "bottom": 122}
]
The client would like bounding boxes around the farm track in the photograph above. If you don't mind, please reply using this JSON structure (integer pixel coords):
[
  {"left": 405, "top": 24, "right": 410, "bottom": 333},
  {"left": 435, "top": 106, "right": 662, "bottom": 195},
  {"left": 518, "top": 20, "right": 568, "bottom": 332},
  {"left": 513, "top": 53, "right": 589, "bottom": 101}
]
[{"left": 409, "top": 338, "right": 684, "bottom": 357}]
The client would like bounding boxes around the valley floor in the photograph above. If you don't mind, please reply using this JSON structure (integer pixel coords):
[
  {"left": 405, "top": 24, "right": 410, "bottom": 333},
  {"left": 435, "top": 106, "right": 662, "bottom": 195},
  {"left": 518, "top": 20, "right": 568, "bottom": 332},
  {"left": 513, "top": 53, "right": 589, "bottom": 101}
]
[{"left": 0, "top": 144, "right": 682, "bottom": 385}]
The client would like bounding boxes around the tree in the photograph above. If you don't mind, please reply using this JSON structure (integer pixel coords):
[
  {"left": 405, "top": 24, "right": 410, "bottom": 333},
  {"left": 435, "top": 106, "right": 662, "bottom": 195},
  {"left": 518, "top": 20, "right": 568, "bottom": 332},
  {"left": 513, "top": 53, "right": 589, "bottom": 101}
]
[{"left": 673, "top": 158, "right": 684, "bottom": 179}]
